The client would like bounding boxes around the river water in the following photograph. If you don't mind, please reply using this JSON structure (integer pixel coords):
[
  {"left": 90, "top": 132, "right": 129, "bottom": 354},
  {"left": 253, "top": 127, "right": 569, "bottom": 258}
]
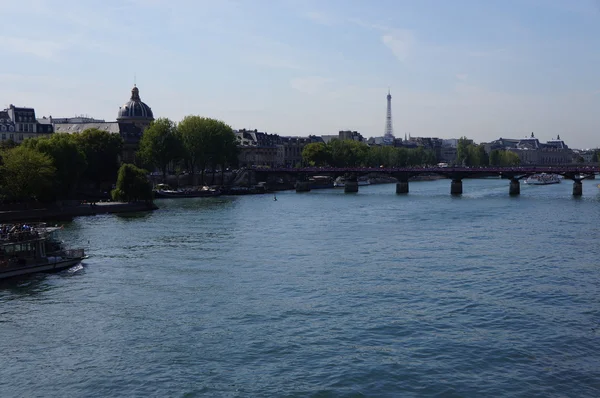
[{"left": 2, "top": 179, "right": 600, "bottom": 397}]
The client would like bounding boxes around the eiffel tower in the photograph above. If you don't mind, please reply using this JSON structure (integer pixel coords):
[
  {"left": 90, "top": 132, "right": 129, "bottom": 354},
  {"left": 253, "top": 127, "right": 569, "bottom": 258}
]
[{"left": 383, "top": 89, "right": 394, "bottom": 145}]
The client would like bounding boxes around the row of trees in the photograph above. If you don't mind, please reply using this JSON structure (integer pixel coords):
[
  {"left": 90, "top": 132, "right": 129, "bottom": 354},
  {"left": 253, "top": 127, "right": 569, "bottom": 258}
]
[
  {"left": 137, "top": 116, "right": 238, "bottom": 185},
  {"left": 0, "top": 115, "right": 238, "bottom": 203},
  {"left": 302, "top": 140, "right": 438, "bottom": 168},
  {"left": 302, "top": 137, "right": 522, "bottom": 168},
  {"left": 456, "top": 137, "right": 520, "bottom": 166},
  {"left": 0, "top": 129, "right": 123, "bottom": 202}
]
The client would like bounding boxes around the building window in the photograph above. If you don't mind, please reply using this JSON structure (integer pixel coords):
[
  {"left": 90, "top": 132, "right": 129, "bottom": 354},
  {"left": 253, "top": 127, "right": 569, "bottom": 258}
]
[
  {"left": 8, "top": 126, "right": 14, "bottom": 132},
  {"left": 19, "top": 134, "right": 24, "bottom": 141},
  {"left": 19, "top": 124, "right": 23, "bottom": 132},
  {"left": 1, "top": 134, "right": 5, "bottom": 140},
  {"left": 9, "top": 133, "right": 14, "bottom": 140},
  {"left": 24, "top": 124, "right": 28, "bottom": 132},
  {"left": 0, "top": 125, "right": 5, "bottom": 132}
]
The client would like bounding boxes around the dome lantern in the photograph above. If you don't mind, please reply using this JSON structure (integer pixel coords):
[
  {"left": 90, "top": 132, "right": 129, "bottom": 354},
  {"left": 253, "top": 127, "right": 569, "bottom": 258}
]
[{"left": 117, "top": 84, "right": 154, "bottom": 123}]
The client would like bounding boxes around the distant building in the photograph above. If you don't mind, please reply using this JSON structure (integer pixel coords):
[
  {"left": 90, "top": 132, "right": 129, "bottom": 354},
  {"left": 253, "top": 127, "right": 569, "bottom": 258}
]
[
  {"left": 0, "top": 105, "right": 54, "bottom": 143},
  {"left": 235, "top": 129, "right": 324, "bottom": 168},
  {"left": 366, "top": 136, "right": 386, "bottom": 146},
  {"left": 50, "top": 116, "right": 105, "bottom": 124},
  {"left": 0, "top": 110, "right": 16, "bottom": 142},
  {"left": 338, "top": 130, "right": 364, "bottom": 142},
  {"left": 323, "top": 130, "right": 364, "bottom": 144},
  {"left": 53, "top": 85, "right": 155, "bottom": 163},
  {"left": 485, "top": 133, "right": 573, "bottom": 165},
  {"left": 576, "top": 149, "right": 598, "bottom": 163},
  {"left": 235, "top": 129, "right": 282, "bottom": 168}
]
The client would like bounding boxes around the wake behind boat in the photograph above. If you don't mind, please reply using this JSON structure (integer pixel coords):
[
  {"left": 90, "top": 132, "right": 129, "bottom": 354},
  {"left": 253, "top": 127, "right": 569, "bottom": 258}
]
[
  {"left": 0, "top": 223, "right": 85, "bottom": 280},
  {"left": 524, "top": 173, "right": 560, "bottom": 185}
]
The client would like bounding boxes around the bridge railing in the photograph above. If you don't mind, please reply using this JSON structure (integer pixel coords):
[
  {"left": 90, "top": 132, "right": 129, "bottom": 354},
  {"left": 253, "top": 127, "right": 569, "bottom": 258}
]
[{"left": 254, "top": 165, "right": 600, "bottom": 174}]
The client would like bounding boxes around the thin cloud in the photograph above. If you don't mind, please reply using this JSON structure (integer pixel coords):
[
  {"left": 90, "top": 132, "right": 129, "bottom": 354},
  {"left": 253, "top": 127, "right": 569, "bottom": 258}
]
[
  {"left": 348, "top": 18, "right": 415, "bottom": 62},
  {"left": 456, "top": 73, "right": 469, "bottom": 81},
  {"left": 381, "top": 30, "right": 414, "bottom": 62}
]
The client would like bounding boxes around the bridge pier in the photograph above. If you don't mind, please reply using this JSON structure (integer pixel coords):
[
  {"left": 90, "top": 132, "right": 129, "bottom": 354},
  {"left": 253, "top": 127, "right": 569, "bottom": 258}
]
[
  {"left": 573, "top": 180, "right": 583, "bottom": 196},
  {"left": 451, "top": 179, "right": 463, "bottom": 195},
  {"left": 396, "top": 181, "right": 409, "bottom": 194},
  {"left": 295, "top": 181, "right": 311, "bottom": 192},
  {"left": 344, "top": 181, "right": 359, "bottom": 193},
  {"left": 509, "top": 179, "right": 520, "bottom": 196}
]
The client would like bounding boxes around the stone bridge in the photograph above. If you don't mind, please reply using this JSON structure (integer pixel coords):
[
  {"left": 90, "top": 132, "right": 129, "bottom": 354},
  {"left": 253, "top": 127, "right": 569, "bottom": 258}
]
[{"left": 252, "top": 166, "right": 600, "bottom": 196}]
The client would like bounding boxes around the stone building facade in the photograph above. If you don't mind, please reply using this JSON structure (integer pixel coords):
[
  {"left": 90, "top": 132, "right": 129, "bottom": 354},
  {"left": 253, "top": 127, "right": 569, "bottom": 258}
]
[
  {"left": 485, "top": 134, "right": 573, "bottom": 165},
  {"left": 0, "top": 105, "right": 54, "bottom": 143},
  {"left": 53, "top": 85, "right": 155, "bottom": 163}
]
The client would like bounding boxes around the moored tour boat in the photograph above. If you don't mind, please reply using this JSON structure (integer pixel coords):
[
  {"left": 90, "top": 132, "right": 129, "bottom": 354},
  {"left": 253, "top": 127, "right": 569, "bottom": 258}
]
[
  {"left": 154, "top": 186, "right": 221, "bottom": 198},
  {"left": 333, "top": 177, "right": 371, "bottom": 188},
  {"left": 524, "top": 173, "right": 561, "bottom": 185},
  {"left": 0, "top": 223, "right": 85, "bottom": 280},
  {"left": 309, "top": 176, "right": 334, "bottom": 189}
]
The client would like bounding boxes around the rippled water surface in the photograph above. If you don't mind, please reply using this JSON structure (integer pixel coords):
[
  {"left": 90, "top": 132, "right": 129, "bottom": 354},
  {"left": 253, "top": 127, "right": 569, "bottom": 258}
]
[{"left": 2, "top": 179, "right": 600, "bottom": 397}]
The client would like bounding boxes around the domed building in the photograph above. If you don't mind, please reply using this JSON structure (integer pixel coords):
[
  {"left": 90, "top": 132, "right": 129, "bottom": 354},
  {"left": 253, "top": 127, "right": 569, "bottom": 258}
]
[
  {"left": 53, "top": 84, "right": 156, "bottom": 163},
  {"left": 117, "top": 85, "right": 154, "bottom": 129}
]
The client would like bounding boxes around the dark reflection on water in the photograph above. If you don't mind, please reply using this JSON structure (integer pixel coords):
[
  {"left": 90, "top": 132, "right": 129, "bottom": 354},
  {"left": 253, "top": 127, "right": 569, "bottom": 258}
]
[
  {"left": 2, "top": 179, "right": 600, "bottom": 397},
  {"left": 0, "top": 275, "right": 51, "bottom": 296},
  {"left": 115, "top": 211, "right": 154, "bottom": 221}
]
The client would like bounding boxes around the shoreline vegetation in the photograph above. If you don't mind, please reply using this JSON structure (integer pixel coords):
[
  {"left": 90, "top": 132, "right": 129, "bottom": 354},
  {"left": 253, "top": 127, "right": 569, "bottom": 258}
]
[{"left": 0, "top": 124, "right": 527, "bottom": 223}]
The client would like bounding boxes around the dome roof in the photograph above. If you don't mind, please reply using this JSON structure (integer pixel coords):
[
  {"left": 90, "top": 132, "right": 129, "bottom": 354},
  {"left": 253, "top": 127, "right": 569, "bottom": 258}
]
[{"left": 117, "top": 85, "right": 154, "bottom": 121}]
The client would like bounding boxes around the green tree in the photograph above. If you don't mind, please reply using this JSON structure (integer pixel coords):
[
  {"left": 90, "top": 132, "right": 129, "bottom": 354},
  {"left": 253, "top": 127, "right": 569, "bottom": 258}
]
[
  {"left": 137, "top": 118, "right": 182, "bottom": 181},
  {"left": 215, "top": 127, "right": 239, "bottom": 184},
  {"left": 0, "top": 146, "right": 56, "bottom": 202},
  {"left": 179, "top": 116, "right": 236, "bottom": 185},
  {"left": 500, "top": 150, "right": 520, "bottom": 166},
  {"left": 328, "top": 139, "right": 369, "bottom": 167},
  {"left": 489, "top": 149, "right": 501, "bottom": 166},
  {"left": 22, "top": 134, "right": 87, "bottom": 198},
  {"left": 465, "top": 144, "right": 488, "bottom": 166},
  {"left": 73, "top": 128, "right": 123, "bottom": 184},
  {"left": 456, "top": 137, "right": 472, "bottom": 165},
  {"left": 302, "top": 142, "right": 331, "bottom": 166},
  {"left": 0, "top": 139, "right": 17, "bottom": 151},
  {"left": 111, "top": 163, "right": 153, "bottom": 202}
]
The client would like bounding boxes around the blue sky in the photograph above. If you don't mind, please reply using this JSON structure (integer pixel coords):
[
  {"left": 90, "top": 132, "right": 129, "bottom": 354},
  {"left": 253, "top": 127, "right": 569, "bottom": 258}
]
[{"left": 2, "top": 0, "right": 599, "bottom": 147}]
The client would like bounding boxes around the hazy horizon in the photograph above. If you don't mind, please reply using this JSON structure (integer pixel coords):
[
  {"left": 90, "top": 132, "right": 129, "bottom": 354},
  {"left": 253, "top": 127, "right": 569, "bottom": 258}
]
[{"left": 2, "top": 0, "right": 599, "bottom": 148}]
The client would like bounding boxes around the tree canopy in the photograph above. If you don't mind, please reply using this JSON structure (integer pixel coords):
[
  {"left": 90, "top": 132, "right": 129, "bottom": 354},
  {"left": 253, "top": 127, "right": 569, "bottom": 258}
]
[
  {"left": 73, "top": 128, "right": 123, "bottom": 184},
  {"left": 22, "top": 133, "right": 87, "bottom": 198},
  {"left": 302, "top": 142, "right": 331, "bottom": 166},
  {"left": 111, "top": 163, "right": 153, "bottom": 202},
  {"left": 137, "top": 118, "right": 182, "bottom": 180},
  {"left": 301, "top": 140, "right": 437, "bottom": 168},
  {"left": 0, "top": 146, "right": 56, "bottom": 202},
  {"left": 178, "top": 116, "right": 238, "bottom": 184}
]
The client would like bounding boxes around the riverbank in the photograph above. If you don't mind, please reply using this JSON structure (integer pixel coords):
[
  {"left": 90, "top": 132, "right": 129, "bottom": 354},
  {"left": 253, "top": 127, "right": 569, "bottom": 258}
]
[{"left": 0, "top": 201, "right": 158, "bottom": 222}]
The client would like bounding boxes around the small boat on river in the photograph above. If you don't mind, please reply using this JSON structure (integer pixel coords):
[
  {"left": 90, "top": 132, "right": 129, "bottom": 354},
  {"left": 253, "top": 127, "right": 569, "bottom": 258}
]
[
  {"left": 0, "top": 223, "right": 85, "bottom": 280},
  {"left": 154, "top": 186, "right": 221, "bottom": 198},
  {"left": 309, "top": 176, "right": 334, "bottom": 189},
  {"left": 524, "top": 173, "right": 561, "bottom": 185},
  {"left": 333, "top": 177, "right": 371, "bottom": 188}
]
